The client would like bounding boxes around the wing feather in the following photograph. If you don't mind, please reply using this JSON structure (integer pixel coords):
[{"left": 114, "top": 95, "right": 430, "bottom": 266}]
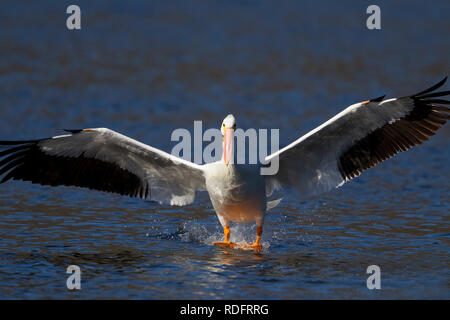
[
  {"left": 0, "top": 128, "right": 206, "bottom": 205},
  {"left": 265, "top": 78, "right": 450, "bottom": 197}
]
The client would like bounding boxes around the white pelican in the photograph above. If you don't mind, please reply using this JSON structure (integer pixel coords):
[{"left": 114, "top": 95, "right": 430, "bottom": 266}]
[{"left": 1, "top": 78, "right": 449, "bottom": 251}]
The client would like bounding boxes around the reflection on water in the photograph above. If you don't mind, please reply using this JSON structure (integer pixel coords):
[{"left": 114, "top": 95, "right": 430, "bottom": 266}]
[{"left": 0, "top": 0, "right": 449, "bottom": 299}]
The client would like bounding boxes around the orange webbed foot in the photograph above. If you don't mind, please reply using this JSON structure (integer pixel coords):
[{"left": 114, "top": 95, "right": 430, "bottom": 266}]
[
  {"left": 241, "top": 226, "right": 264, "bottom": 252},
  {"left": 239, "top": 242, "right": 263, "bottom": 252},
  {"left": 213, "top": 225, "right": 263, "bottom": 252},
  {"left": 213, "top": 226, "right": 234, "bottom": 247},
  {"left": 213, "top": 241, "right": 237, "bottom": 248}
]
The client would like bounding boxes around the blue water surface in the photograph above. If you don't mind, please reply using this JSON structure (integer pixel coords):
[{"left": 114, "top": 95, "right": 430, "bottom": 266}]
[{"left": 0, "top": 0, "right": 448, "bottom": 299}]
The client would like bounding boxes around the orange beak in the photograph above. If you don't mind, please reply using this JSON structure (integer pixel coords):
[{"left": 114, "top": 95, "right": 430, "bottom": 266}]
[{"left": 223, "top": 127, "right": 234, "bottom": 166}]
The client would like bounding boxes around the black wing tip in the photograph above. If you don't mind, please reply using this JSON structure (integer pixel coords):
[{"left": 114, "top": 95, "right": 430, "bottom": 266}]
[
  {"left": 412, "top": 76, "right": 448, "bottom": 98},
  {"left": 63, "top": 129, "right": 83, "bottom": 134},
  {"left": 370, "top": 95, "right": 386, "bottom": 103},
  {"left": 435, "top": 76, "right": 448, "bottom": 86},
  {"left": 429, "top": 76, "right": 447, "bottom": 91}
]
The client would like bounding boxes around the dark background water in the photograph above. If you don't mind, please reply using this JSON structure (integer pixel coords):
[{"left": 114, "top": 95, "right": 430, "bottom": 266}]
[{"left": 0, "top": 0, "right": 449, "bottom": 299}]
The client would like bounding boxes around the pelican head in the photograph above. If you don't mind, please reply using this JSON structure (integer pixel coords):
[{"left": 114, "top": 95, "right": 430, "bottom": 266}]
[{"left": 221, "top": 114, "right": 236, "bottom": 166}]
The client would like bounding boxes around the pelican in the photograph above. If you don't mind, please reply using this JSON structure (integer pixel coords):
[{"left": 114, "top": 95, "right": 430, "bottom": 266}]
[{"left": 1, "top": 78, "right": 449, "bottom": 251}]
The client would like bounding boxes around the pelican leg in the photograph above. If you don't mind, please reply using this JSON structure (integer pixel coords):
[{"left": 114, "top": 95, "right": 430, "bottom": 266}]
[
  {"left": 242, "top": 226, "right": 263, "bottom": 251},
  {"left": 243, "top": 227, "right": 262, "bottom": 252},
  {"left": 254, "top": 226, "right": 263, "bottom": 248},
  {"left": 213, "top": 226, "right": 236, "bottom": 248}
]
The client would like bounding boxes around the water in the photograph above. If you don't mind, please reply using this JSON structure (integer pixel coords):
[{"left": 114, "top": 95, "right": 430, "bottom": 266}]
[{"left": 0, "top": 0, "right": 449, "bottom": 299}]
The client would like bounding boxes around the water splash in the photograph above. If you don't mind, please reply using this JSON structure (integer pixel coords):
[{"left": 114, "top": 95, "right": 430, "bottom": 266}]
[{"left": 178, "top": 221, "right": 271, "bottom": 251}]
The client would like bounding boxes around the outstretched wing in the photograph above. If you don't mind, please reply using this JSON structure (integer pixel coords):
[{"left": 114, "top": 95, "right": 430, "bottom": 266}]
[
  {"left": 0, "top": 128, "right": 206, "bottom": 205},
  {"left": 265, "top": 78, "right": 450, "bottom": 197}
]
